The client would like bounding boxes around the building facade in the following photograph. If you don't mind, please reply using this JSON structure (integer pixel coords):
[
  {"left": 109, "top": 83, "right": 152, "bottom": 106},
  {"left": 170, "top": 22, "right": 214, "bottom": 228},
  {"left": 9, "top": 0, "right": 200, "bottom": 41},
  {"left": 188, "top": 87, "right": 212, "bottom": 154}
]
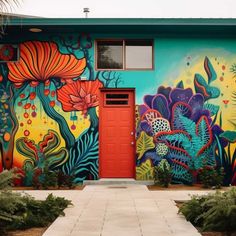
[{"left": 0, "top": 18, "right": 236, "bottom": 185}]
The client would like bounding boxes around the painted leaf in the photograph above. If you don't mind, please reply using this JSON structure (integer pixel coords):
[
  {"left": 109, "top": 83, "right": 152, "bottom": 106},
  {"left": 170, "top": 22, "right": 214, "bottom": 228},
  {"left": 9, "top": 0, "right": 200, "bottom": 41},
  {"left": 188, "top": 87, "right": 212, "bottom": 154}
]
[
  {"left": 136, "top": 159, "right": 154, "bottom": 180},
  {"left": 39, "top": 130, "right": 61, "bottom": 156},
  {"left": 194, "top": 74, "right": 220, "bottom": 101},
  {"left": 203, "top": 103, "right": 219, "bottom": 116},
  {"left": 16, "top": 138, "right": 38, "bottom": 161},
  {"left": 220, "top": 131, "right": 236, "bottom": 143},
  {"left": 196, "top": 116, "right": 212, "bottom": 155},
  {"left": 47, "top": 148, "right": 68, "bottom": 168},
  {"left": 176, "top": 80, "right": 184, "bottom": 88},
  {"left": 156, "top": 131, "right": 191, "bottom": 151},
  {"left": 136, "top": 131, "right": 155, "bottom": 160},
  {"left": 62, "top": 128, "right": 99, "bottom": 182},
  {"left": 173, "top": 111, "right": 196, "bottom": 137},
  {"left": 204, "top": 56, "right": 217, "bottom": 84},
  {"left": 151, "top": 94, "right": 170, "bottom": 119},
  {"left": 171, "top": 102, "right": 192, "bottom": 130}
]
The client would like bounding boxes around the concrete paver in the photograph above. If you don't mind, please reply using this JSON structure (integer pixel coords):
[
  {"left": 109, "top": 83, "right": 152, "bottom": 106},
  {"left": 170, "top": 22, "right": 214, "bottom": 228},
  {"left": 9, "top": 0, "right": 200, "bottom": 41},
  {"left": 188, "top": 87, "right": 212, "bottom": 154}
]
[{"left": 16, "top": 185, "right": 216, "bottom": 236}]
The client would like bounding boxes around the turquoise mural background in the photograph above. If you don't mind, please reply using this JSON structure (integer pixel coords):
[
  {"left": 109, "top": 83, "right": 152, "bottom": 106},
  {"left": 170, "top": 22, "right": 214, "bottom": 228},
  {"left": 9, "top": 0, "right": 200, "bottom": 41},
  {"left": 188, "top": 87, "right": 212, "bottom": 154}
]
[{"left": 0, "top": 33, "right": 235, "bottom": 185}]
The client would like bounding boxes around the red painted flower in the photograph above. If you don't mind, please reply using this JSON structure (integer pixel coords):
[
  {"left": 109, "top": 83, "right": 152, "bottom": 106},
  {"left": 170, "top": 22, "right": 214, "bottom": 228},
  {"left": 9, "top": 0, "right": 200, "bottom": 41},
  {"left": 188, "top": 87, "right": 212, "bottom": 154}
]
[
  {"left": 7, "top": 41, "right": 86, "bottom": 88},
  {"left": 57, "top": 79, "right": 103, "bottom": 115}
]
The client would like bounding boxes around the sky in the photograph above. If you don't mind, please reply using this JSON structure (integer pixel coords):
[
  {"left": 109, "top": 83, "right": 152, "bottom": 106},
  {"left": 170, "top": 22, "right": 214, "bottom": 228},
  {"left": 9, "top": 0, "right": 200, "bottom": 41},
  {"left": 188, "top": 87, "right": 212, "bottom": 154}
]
[{"left": 11, "top": 0, "right": 236, "bottom": 18}]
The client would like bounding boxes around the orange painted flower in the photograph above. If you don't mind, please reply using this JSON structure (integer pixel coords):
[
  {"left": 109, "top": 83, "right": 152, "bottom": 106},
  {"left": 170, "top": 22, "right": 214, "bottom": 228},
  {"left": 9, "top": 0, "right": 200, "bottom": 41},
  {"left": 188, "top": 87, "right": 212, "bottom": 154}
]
[
  {"left": 7, "top": 41, "right": 86, "bottom": 88},
  {"left": 57, "top": 79, "right": 103, "bottom": 114}
]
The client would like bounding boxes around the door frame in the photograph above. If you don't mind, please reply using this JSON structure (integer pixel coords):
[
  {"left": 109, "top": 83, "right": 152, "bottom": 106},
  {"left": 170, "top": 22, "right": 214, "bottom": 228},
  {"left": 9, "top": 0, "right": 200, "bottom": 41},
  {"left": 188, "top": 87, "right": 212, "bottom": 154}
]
[{"left": 98, "top": 88, "right": 136, "bottom": 178}]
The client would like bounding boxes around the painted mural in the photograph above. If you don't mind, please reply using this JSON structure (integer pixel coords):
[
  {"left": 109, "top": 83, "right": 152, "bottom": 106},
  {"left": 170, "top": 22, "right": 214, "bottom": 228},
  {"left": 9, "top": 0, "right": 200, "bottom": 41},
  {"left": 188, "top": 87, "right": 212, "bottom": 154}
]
[
  {"left": 0, "top": 38, "right": 103, "bottom": 185},
  {"left": 0, "top": 34, "right": 236, "bottom": 186},
  {"left": 136, "top": 56, "right": 236, "bottom": 185}
]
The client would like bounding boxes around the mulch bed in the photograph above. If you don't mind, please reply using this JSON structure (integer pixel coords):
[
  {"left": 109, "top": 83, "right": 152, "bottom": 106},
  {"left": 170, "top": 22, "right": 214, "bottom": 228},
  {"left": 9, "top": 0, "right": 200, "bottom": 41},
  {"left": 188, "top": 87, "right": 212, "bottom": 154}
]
[
  {"left": 12, "top": 185, "right": 85, "bottom": 190},
  {"left": 6, "top": 227, "right": 47, "bottom": 236},
  {"left": 148, "top": 184, "right": 230, "bottom": 191}
]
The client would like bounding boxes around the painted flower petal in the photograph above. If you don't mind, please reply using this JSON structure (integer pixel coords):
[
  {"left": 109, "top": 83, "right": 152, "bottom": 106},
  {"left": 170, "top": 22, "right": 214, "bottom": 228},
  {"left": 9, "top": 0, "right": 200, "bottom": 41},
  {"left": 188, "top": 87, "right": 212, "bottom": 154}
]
[
  {"left": 188, "top": 94, "right": 204, "bottom": 115},
  {"left": 143, "top": 94, "right": 155, "bottom": 108},
  {"left": 8, "top": 41, "right": 86, "bottom": 86},
  {"left": 151, "top": 94, "right": 170, "bottom": 119},
  {"left": 169, "top": 88, "right": 193, "bottom": 104}
]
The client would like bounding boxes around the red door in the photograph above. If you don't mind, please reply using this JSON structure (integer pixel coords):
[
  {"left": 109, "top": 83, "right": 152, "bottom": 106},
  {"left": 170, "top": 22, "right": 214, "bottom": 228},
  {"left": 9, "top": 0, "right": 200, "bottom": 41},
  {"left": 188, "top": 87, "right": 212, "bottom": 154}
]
[{"left": 99, "top": 89, "right": 135, "bottom": 178}]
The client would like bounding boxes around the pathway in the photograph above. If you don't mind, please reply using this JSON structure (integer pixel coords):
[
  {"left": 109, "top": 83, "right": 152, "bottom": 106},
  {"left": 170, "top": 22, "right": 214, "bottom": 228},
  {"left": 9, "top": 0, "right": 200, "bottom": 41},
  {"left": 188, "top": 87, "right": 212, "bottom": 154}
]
[{"left": 24, "top": 185, "right": 212, "bottom": 236}]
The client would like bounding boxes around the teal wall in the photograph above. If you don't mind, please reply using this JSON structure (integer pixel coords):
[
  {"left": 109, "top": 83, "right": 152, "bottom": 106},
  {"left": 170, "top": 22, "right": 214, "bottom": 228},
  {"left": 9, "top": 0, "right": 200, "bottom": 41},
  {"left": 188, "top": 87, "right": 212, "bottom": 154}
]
[{"left": 0, "top": 32, "right": 236, "bottom": 185}]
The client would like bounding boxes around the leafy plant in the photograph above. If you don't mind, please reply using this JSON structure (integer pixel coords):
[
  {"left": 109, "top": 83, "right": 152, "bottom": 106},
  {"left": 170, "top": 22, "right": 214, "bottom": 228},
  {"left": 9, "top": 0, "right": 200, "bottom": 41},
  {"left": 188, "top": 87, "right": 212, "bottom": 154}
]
[
  {"left": 179, "top": 187, "right": 236, "bottom": 232},
  {"left": 57, "top": 171, "right": 75, "bottom": 189},
  {"left": 10, "top": 193, "right": 72, "bottom": 229},
  {"left": 41, "top": 163, "right": 58, "bottom": 190},
  {"left": 0, "top": 191, "right": 72, "bottom": 233},
  {"left": 0, "top": 169, "right": 20, "bottom": 190},
  {"left": 154, "top": 159, "right": 172, "bottom": 187},
  {"left": 199, "top": 166, "right": 224, "bottom": 189}
]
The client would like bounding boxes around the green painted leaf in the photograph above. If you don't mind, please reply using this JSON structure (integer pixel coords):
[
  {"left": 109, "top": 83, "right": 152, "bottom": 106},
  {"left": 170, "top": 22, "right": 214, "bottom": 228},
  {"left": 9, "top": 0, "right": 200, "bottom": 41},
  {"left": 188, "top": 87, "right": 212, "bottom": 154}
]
[
  {"left": 136, "top": 159, "right": 154, "bottom": 180},
  {"left": 220, "top": 131, "right": 236, "bottom": 143},
  {"left": 203, "top": 103, "right": 219, "bottom": 116},
  {"left": 136, "top": 131, "right": 155, "bottom": 160}
]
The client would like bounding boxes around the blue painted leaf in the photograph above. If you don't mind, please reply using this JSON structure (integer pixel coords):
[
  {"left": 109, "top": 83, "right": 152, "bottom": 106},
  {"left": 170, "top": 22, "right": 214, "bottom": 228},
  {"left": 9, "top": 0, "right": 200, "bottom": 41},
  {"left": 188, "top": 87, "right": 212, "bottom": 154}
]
[
  {"left": 194, "top": 74, "right": 220, "bottom": 101},
  {"left": 62, "top": 128, "right": 99, "bottom": 182},
  {"left": 196, "top": 116, "right": 212, "bottom": 154},
  {"left": 176, "top": 80, "right": 184, "bottom": 88},
  {"left": 203, "top": 103, "right": 219, "bottom": 116},
  {"left": 151, "top": 94, "right": 170, "bottom": 119}
]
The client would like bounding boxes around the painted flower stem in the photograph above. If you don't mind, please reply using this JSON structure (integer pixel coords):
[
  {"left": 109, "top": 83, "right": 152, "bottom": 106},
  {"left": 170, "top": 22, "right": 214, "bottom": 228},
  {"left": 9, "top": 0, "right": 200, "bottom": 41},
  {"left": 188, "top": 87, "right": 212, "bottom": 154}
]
[
  {"left": 36, "top": 83, "right": 75, "bottom": 148},
  {"left": 88, "top": 107, "right": 98, "bottom": 129}
]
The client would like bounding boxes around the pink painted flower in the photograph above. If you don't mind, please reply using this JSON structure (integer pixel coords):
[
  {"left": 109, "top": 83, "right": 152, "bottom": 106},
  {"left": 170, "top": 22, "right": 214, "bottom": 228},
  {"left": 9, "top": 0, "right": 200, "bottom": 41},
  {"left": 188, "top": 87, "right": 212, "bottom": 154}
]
[{"left": 57, "top": 79, "right": 103, "bottom": 115}]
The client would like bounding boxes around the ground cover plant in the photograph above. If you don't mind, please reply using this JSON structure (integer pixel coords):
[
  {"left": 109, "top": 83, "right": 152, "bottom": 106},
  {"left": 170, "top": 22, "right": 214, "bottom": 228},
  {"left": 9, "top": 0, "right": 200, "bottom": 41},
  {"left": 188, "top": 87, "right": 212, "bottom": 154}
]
[
  {"left": 178, "top": 187, "right": 236, "bottom": 234},
  {"left": 0, "top": 170, "right": 72, "bottom": 235}
]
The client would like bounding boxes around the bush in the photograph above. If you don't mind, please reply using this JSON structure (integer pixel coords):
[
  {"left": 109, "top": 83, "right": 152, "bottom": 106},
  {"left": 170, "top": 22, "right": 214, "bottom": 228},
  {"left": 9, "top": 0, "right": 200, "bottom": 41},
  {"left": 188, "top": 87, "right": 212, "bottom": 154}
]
[
  {"left": 0, "top": 169, "right": 21, "bottom": 190},
  {"left": 57, "top": 171, "right": 75, "bottom": 189},
  {"left": 154, "top": 159, "right": 172, "bottom": 187},
  {"left": 10, "top": 193, "right": 72, "bottom": 229},
  {"left": 0, "top": 192, "right": 72, "bottom": 232},
  {"left": 179, "top": 187, "right": 236, "bottom": 232},
  {"left": 199, "top": 166, "right": 224, "bottom": 189},
  {"left": 0, "top": 169, "right": 72, "bottom": 233}
]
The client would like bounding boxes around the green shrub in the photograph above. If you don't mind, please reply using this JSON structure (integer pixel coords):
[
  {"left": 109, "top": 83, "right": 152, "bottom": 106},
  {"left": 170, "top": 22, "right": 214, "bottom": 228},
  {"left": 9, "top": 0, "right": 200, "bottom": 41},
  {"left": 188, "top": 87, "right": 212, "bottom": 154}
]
[
  {"left": 199, "top": 166, "right": 224, "bottom": 189},
  {"left": 154, "top": 159, "right": 172, "bottom": 187},
  {"left": 10, "top": 193, "right": 72, "bottom": 229},
  {"left": 0, "top": 169, "right": 20, "bottom": 190},
  {"left": 0, "top": 191, "right": 26, "bottom": 234},
  {"left": 41, "top": 164, "right": 58, "bottom": 190},
  {"left": 57, "top": 171, "right": 75, "bottom": 189},
  {"left": 179, "top": 187, "right": 236, "bottom": 232},
  {"left": 0, "top": 192, "right": 72, "bottom": 232}
]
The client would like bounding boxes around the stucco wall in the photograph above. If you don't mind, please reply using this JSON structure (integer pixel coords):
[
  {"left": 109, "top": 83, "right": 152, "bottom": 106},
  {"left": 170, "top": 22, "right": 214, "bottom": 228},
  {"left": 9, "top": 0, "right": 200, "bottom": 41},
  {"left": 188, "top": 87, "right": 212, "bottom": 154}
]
[{"left": 0, "top": 34, "right": 235, "bottom": 185}]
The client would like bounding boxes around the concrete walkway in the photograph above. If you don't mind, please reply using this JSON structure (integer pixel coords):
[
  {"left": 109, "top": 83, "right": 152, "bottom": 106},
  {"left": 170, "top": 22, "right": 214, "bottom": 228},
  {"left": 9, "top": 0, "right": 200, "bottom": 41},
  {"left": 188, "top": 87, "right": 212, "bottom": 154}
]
[{"left": 23, "top": 185, "right": 212, "bottom": 236}]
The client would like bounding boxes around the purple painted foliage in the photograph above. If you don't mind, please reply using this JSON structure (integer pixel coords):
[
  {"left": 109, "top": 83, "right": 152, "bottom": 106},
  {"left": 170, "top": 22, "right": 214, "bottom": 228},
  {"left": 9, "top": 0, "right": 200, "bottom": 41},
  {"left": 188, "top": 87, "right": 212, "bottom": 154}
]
[{"left": 139, "top": 86, "right": 226, "bottom": 147}]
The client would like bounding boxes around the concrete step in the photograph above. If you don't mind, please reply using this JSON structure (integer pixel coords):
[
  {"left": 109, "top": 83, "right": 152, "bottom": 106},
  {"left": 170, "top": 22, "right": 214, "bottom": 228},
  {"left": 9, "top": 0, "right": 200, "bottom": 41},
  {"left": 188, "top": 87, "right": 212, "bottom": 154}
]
[{"left": 83, "top": 178, "right": 154, "bottom": 185}]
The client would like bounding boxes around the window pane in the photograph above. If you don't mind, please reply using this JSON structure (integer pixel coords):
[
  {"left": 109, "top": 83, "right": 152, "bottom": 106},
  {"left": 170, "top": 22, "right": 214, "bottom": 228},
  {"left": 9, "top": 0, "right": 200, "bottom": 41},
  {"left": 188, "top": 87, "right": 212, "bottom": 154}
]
[
  {"left": 106, "top": 94, "right": 129, "bottom": 99},
  {"left": 125, "top": 40, "right": 153, "bottom": 69},
  {"left": 97, "top": 41, "right": 123, "bottom": 69}
]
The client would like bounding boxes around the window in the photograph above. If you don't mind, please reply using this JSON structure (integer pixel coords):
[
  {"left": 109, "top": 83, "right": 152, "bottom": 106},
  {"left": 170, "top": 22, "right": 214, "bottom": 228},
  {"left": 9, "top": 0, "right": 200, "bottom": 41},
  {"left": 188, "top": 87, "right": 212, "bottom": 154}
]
[
  {"left": 105, "top": 93, "right": 129, "bottom": 106},
  {"left": 97, "top": 40, "right": 123, "bottom": 69},
  {"left": 96, "top": 39, "right": 153, "bottom": 70}
]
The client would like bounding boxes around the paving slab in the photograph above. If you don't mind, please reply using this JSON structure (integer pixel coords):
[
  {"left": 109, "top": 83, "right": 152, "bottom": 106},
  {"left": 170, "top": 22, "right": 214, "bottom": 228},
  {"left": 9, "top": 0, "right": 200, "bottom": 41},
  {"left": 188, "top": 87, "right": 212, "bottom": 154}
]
[{"left": 15, "top": 185, "right": 217, "bottom": 236}]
